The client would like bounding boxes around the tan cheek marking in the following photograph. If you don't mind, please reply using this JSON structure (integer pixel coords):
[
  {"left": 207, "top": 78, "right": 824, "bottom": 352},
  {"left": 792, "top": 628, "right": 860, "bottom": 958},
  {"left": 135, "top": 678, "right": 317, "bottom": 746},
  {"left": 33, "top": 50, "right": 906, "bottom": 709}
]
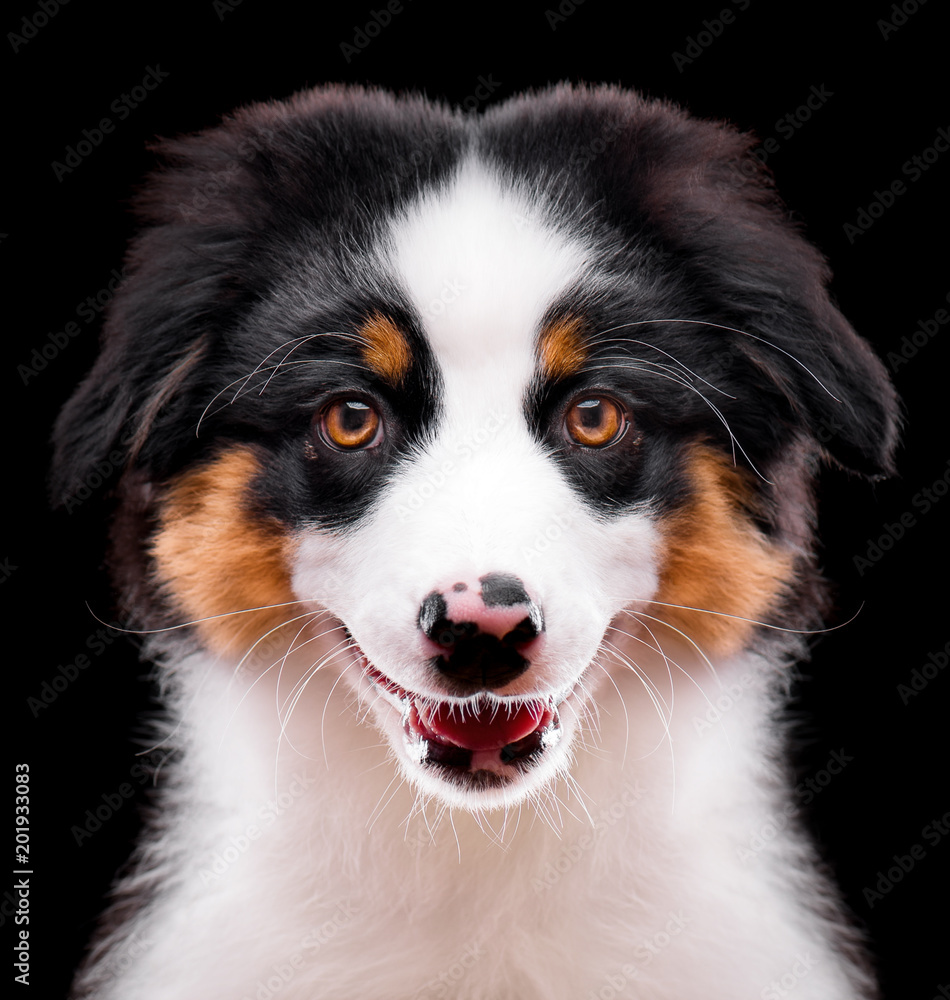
[
  {"left": 151, "top": 446, "right": 298, "bottom": 657},
  {"left": 538, "top": 315, "right": 587, "bottom": 380},
  {"left": 652, "top": 446, "right": 794, "bottom": 656},
  {"left": 359, "top": 312, "right": 412, "bottom": 385}
]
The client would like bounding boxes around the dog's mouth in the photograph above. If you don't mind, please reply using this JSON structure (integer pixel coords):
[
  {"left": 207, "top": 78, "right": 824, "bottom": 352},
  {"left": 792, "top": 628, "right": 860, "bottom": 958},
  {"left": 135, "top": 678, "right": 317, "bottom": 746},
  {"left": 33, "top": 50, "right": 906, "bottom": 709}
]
[{"left": 360, "top": 661, "right": 562, "bottom": 787}]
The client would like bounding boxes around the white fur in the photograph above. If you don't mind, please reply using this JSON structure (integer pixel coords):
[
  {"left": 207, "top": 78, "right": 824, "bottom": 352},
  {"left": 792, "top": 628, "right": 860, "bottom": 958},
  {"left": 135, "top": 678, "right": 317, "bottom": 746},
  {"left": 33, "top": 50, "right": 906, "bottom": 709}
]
[
  {"left": 81, "top": 643, "right": 868, "bottom": 999},
  {"left": 75, "top": 161, "right": 873, "bottom": 999}
]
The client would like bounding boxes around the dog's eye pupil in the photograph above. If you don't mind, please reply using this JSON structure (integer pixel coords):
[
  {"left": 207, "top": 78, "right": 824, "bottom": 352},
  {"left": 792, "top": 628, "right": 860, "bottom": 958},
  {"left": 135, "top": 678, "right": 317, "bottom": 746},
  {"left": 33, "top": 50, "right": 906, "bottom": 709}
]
[
  {"left": 321, "top": 399, "right": 381, "bottom": 449},
  {"left": 565, "top": 397, "right": 625, "bottom": 447}
]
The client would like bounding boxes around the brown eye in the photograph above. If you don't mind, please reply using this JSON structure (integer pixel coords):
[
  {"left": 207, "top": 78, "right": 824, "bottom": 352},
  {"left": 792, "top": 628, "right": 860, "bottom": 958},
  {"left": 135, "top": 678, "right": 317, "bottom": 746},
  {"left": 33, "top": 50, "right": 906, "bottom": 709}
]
[
  {"left": 320, "top": 399, "right": 382, "bottom": 450},
  {"left": 564, "top": 396, "right": 626, "bottom": 447}
]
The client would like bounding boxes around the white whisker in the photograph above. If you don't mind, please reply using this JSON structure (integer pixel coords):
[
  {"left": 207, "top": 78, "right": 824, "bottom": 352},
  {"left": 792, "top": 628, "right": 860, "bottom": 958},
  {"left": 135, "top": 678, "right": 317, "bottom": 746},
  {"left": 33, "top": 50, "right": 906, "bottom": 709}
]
[
  {"left": 594, "top": 340, "right": 736, "bottom": 398},
  {"left": 84, "top": 598, "right": 311, "bottom": 637},
  {"left": 595, "top": 318, "right": 841, "bottom": 401},
  {"left": 366, "top": 772, "right": 405, "bottom": 835},
  {"left": 600, "top": 642, "right": 673, "bottom": 757},
  {"left": 586, "top": 360, "right": 772, "bottom": 481},
  {"left": 606, "top": 625, "right": 733, "bottom": 756},
  {"left": 623, "top": 597, "right": 864, "bottom": 636},
  {"left": 256, "top": 331, "right": 365, "bottom": 396}
]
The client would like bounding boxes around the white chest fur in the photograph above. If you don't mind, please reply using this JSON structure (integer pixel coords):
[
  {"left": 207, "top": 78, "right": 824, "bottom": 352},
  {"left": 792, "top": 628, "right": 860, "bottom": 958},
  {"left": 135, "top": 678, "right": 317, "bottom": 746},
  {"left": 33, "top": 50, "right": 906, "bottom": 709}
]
[{"left": 81, "top": 642, "right": 866, "bottom": 1000}]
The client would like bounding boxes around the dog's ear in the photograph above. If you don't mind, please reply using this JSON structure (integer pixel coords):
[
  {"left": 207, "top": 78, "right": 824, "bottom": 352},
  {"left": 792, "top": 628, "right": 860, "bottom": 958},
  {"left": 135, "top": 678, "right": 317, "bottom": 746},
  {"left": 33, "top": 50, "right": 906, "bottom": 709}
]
[
  {"left": 733, "top": 291, "right": 901, "bottom": 480},
  {"left": 48, "top": 217, "right": 227, "bottom": 510},
  {"left": 49, "top": 122, "right": 256, "bottom": 511},
  {"left": 50, "top": 304, "right": 211, "bottom": 511},
  {"left": 702, "top": 156, "right": 902, "bottom": 480},
  {"left": 637, "top": 102, "right": 901, "bottom": 480}
]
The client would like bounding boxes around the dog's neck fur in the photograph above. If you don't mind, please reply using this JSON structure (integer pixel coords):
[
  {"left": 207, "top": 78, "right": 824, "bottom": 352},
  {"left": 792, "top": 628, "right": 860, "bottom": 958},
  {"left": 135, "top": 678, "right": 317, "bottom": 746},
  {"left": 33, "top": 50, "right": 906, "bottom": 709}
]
[{"left": 76, "top": 633, "right": 869, "bottom": 1000}]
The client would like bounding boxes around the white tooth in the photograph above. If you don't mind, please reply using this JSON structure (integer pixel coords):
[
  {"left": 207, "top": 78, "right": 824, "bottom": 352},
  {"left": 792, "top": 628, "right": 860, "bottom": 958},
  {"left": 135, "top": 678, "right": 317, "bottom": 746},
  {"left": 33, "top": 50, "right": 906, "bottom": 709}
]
[
  {"left": 405, "top": 737, "right": 426, "bottom": 764},
  {"left": 541, "top": 727, "right": 561, "bottom": 749}
]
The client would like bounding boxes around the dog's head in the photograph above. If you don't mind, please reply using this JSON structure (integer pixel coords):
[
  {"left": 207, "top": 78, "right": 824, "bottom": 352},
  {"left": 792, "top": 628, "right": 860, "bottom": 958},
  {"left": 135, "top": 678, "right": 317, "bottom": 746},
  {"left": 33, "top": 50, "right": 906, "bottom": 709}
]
[{"left": 52, "top": 85, "right": 898, "bottom": 809}]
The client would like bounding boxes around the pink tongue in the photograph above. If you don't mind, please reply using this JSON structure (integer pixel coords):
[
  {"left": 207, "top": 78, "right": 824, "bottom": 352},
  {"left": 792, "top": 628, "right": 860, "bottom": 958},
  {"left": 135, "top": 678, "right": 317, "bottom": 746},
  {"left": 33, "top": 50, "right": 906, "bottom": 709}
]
[{"left": 419, "top": 700, "right": 546, "bottom": 752}]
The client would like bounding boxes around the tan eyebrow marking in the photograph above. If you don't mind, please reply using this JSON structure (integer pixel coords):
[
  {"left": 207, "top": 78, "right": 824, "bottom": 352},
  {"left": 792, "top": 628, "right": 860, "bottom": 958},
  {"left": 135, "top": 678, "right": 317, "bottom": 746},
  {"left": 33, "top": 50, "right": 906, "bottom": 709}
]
[
  {"left": 537, "top": 315, "right": 588, "bottom": 380},
  {"left": 359, "top": 312, "right": 412, "bottom": 385}
]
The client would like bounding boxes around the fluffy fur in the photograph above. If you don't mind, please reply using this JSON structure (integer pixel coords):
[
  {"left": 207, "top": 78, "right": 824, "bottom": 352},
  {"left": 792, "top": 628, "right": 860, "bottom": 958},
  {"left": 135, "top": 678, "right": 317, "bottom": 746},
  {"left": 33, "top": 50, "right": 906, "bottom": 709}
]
[{"left": 53, "top": 84, "right": 899, "bottom": 999}]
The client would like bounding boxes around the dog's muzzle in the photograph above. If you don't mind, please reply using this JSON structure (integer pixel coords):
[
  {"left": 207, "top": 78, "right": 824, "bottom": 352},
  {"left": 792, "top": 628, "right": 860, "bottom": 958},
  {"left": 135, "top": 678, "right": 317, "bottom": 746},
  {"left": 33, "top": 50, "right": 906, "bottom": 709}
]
[{"left": 360, "top": 572, "right": 563, "bottom": 791}]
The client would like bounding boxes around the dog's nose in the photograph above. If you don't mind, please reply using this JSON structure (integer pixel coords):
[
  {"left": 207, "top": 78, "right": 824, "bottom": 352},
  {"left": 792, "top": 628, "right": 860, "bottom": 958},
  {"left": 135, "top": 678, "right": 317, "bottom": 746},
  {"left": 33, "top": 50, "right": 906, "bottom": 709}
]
[{"left": 417, "top": 572, "right": 544, "bottom": 692}]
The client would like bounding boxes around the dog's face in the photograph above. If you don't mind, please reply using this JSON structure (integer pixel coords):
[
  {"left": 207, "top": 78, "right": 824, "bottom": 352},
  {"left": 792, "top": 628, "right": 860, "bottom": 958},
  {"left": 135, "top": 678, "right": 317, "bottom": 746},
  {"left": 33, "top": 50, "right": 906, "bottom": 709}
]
[
  {"left": 53, "top": 86, "right": 898, "bottom": 811},
  {"left": 286, "top": 167, "right": 665, "bottom": 807}
]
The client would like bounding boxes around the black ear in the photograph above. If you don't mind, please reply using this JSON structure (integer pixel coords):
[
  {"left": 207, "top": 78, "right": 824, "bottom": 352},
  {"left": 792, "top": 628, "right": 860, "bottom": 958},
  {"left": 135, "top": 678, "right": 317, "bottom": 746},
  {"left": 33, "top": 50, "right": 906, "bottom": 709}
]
[
  {"left": 49, "top": 203, "right": 241, "bottom": 512},
  {"left": 50, "top": 300, "right": 211, "bottom": 512},
  {"left": 49, "top": 122, "right": 254, "bottom": 511},
  {"left": 637, "top": 102, "right": 902, "bottom": 479},
  {"left": 48, "top": 200, "right": 232, "bottom": 512},
  {"left": 732, "top": 287, "right": 901, "bottom": 480}
]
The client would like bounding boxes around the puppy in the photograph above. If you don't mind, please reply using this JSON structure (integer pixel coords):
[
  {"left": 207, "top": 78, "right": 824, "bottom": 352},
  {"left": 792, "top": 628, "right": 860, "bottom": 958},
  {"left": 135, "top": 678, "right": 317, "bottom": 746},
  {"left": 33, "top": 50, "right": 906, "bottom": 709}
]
[{"left": 54, "top": 84, "right": 898, "bottom": 999}]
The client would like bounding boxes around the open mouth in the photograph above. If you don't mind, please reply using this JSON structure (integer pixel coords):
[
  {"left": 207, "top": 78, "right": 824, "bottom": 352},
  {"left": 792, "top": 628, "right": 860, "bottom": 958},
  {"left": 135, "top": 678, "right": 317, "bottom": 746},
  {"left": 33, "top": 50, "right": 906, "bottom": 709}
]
[{"left": 361, "top": 661, "right": 562, "bottom": 786}]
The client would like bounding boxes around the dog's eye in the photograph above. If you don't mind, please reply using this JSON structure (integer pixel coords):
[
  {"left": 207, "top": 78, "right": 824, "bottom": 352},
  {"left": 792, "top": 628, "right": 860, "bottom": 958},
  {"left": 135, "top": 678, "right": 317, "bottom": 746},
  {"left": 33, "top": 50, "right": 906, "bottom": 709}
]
[
  {"left": 319, "top": 399, "right": 382, "bottom": 450},
  {"left": 564, "top": 396, "right": 627, "bottom": 448}
]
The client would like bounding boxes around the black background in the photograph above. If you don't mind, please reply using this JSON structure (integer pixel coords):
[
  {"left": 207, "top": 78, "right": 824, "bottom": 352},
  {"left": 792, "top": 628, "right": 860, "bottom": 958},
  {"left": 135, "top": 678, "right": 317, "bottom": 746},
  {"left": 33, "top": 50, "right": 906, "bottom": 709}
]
[{"left": 6, "top": 1, "right": 948, "bottom": 997}]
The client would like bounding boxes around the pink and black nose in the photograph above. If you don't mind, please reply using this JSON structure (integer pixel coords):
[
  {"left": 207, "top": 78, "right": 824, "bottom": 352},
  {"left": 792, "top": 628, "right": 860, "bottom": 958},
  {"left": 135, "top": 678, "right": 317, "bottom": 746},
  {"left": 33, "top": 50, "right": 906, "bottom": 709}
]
[{"left": 418, "top": 573, "right": 545, "bottom": 693}]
